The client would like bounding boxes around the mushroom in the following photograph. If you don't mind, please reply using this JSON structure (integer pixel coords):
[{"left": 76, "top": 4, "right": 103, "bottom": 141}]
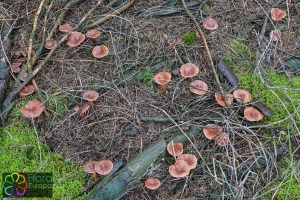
[
  {"left": 11, "top": 61, "right": 23, "bottom": 73},
  {"left": 81, "top": 103, "right": 90, "bottom": 119},
  {"left": 92, "top": 45, "right": 109, "bottom": 58},
  {"left": 167, "top": 38, "right": 176, "bottom": 47},
  {"left": 22, "top": 48, "right": 36, "bottom": 57},
  {"left": 244, "top": 106, "right": 264, "bottom": 122},
  {"left": 233, "top": 89, "right": 252, "bottom": 103},
  {"left": 20, "top": 84, "right": 35, "bottom": 96},
  {"left": 189, "top": 80, "right": 208, "bottom": 95},
  {"left": 82, "top": 90, "right": 99, "bottom": 110},
  {"left": 180, "top": 63, "right": 199, "bottom": 78},
  {"left": 167, "top": 141, "right": 183, "bottom": 157},
  {"left": 215, "top": 132, "right": 229, "bottom": 147},
  {"left": 144, "top": 177, "right": 161, "bottom": 190},
  {"left": 153, "top": 71, "right": 172, "bottom": 93},
  {"left": 20, "top": 72, "right": 29, "bottom": 82},
  {"left": 203, "top": 124, "right": 222, "bottom": 140},
  {"left": 67, "top": 32, "right": 85, "bottom": 47},
  {"left": 169, "top": 160, "right": 190, "bottom": 178},
  {"left": 45, "top": 39, "right": 58, "bottom": 49},
  {"left": 215, "top": 93, "right": 234, "bottom": 107},
  {"left": 203, "top": 17, "right": 219, "bottom": 31},
  {"left": 177, "top": 154, "right": 197, "bottom": 169},
  {"left": 74, "top": 105, "right": 81, "bottom": 113},
  {"left": 59, "top": 23, "right": 73, "bottom": 33},
  {"left": 20, "top": 100, "right": 45, "bottom": 121},
  {"left": 86, "top": 29, "right": 101, "bottom": 43},
  {"left": 83, "top": 161, "right": 99, "bottom": 179},
  {"left": 95, "top": 160, "right": 113, "bottom": 175},
  {"left": 270, "top": 30, "right": 281, "bottom": 42},
  {"left": 271, "top": 8, "right": 287, "bottom": 22}
]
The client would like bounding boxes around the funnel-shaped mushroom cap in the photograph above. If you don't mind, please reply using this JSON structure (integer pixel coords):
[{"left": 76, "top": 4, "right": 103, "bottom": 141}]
[
  {"left": 67, "top": 32, "right": 85, "bottom": 47},
  {"left": 20, "top": 84, "right": 35, "bottom": 96},
  {"left": 21, "top": 100, "right": 44, "bottom": 118},
  {"left": 215, "top": 132, "right": 229, "bottom": 147},
  {"left": 145, "top": 177, "right": 161, "bottom": 190},
  {"left": 82, "top": 90, "right": 99, "bottom": 102},
  {"left": 203, "top": 124, "right": 222, "bottom": 140},
  {"left": 189, "top": 80, "right": 208, "bottom": 95},
  {"left": 233, "top": 89, "right": 252, "bottom": 103},
  {"left": 177, "top": 154, "right": 197, "bottom": 169},
  {"left": 11, "top": 61, "right": 23, "bottom": 73},
  {"left": 203, "top": 17, "right": 219, "bottom": 31},
  {"left": 95, "top": 160, "right": 113, "bottom": 175},
  {"left": 92, "top": 45, "right": 109, "bottom": 58},
  {"left": 59, "top": 23, "right": 73, "bottom": 33},
  {"left": 153, "top": 71, "right": 172, "bottom": 86},
  {"left": 215, "top": 93, "right": 234, "bottom": 107},
  {"left": 45, "top": 39, "right": 58, "bottom": 49},
  {"left": 20, "top": 72, "right": 29, "bottom": 82},
  {"left": 169, "top": 160, "right": 190, "bottom": 178},
  {"left": 86, "top": 29, "right": 101, "bottom": 38},
  {"left": 180, "top": 63, "right": 199, "bottom": 78},
  {"left": 83, "top": 161, "right": 98, "bottom": 173},
  {"left": 270, "top": 30, "right": 281, "bottom": 42},
  {"left": 167, "top": 141, "right": 183, "bottom": 156},
  {"left": 244, "top": 106, "right": 264, "bottom": 122},
  {"left": 271, "top": 8, "right": 287, "bottom": 22}
]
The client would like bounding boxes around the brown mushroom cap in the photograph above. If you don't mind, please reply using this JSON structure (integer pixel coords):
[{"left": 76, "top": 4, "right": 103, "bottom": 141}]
[
  {"left": 22, "top": 49, "right": 35, "bottom": 57},
  {"left": 67, "top": 32, "right": 85, "bottom": 47},
  {"left": 11, "top": 61, "right": 23, "bottom": 73},
  {"left": 203, "top": 17, "right": 219, "bottom": 31},
  {"left": 82, "top": 90, "right": 99, "bottom": 102},
  {"left": 271, "top": 8, "right": 287, "bottom": 22},
  {"left": 180, "top": 63, "right": 199, "bottom": 78},
  {"left": 144, "top": 177, "right": 161, "bottom": 190},
  {"left": 20, "top": 72, "right": 29, "bottom": 82},
  {"left": 20, "top": 100, "right": 45, "bottom": 118},
  {"left": 215, "top": 93, "right": 234, "bottom": 107},
  {"left": 20, "top": 84, "right": 35, "bottom": 96},
  {"left": 167, "top": 141, "right": 183, "bottom": 157},
  {"left": 95, "top": 160, "right": 113, "bottom": 175},
  {"left": 92, "top": 45, "right": 109, "bottom": 58},
  {"left": 215, "top": 132, "right": 229, "bottom": 147},
  {"left": 153, "top": 71, "right": 172, "bottom": 86},
  {"left": 83, "top": 161, "right": 98, "bottom": 173},
  {"left": 189, "top": 80, "right": 208, "bottom": 95},
  {"left": 203, "top": 124, "right": 222, "bottom": 140},
  {"left": 59, "top": 23, "right": 73, "bottom": 33},
  {"left": 177, "top": 154, "right": 197, "bottom": 169},
  {"left": 244, "top": 106, "right": 264, "bottom": 122},
  {"left": 169, "top": 160, "right": 190, "bottom": 178},
  {"left": 86, "top": 29, "right": 101, "bottom": 38},
  {"left": 270, "top": 30, "right": 281, "bottom": 42},
  {"left": 45, "top": 39, "right": 58, "bottom": 49},
  {"left": 233, "top": 89, "right": 252, "bottom": 103}
]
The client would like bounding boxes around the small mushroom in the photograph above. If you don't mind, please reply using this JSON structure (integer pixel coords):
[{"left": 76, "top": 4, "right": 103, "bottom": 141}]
[
  {"left": 180, "top": 63, "right": 199, "bottom": 78},
  {"left": 203, "top": 17, "right": 219, "bottom": 31},
  {"left": 153, "top": 71, "right": 172, "bottom": 93},
  {"left": 82, "top": 90, "right": 99, "bottom": 110},
  {"left": 169, "top": 160, "right": 190, "bottom": 178},
  {"left": 95, "top": 160, "right": 113, "bottom": 175},
  {"left": 215, "top": 132, "right": 229, "bottom": 147},
  {"left": 67, "top": 32, "right": 85, "bottom": 47},
  {"left": 22, "top": 48, "right": 36, "bottom": 57},
  {"left": 83, "top": 161, "right": 98, "bottom": 179},
  {"left": 177, "top": 154, "right": 197, "bottom": 169},
  {"left": 59, "top": 23, "right": 73, "bottom": 33},
  {"left": 203, "top": 124, "right": 222, "bottom": 140},
  {"left": 244, "top": 106, "right": 264, "bottom": 122},
  {"left": 20, "top": 72, "right": 29, "bottom": 82},
  {"left": 86, "top": 29, "right": 101, "bottom": 43},
  {"left": 215, "top": 93, "right": 234, "bottom": 107},
  {"left": 20, "top": 84, "right": 35, "bottom": 96},
  {"left": 167, "top": 141, "right": 183, "bottom": 157},
  {"left": 167, "top": 38, "right": 176, "bottom": 47},
  {"left": 270, "top": 30, "right": 281, "bottom": 42},
  {"left": 11, "top": 61, "right": 23, "bottom": 73},
  {"left": 271, "top": 8, "right": 287, "bottom": 22},
  {"left": 189, "top": 80, "right": 208, "bottom": 95},
  {"left": 45, "top": 39, "right": 58, "bottom": 50},
  {"left": 81, "top": 103, "right": 90, "bottom": 119},
  {"left": 92, "top": 45, "right": 109, "bottom": 58},
  {"left": 74, "top": 105, "right": 81, "bottom": 113},
  {"left": 20, "top": 100, "right": 45, "bottom": 120},
  {"left": 144, "top": 177, "right": 161, "bottom": 190},
  {"left": 233, "top": 89, "right": 252, "bottom": 103}
]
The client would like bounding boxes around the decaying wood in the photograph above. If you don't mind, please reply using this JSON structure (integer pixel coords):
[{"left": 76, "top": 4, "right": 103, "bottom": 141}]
[
  {"left": 251, "top": 100, "right": 274, "bottom": 117},
  {"left": 217, "top": 60, "right": 239, "bottom": 87}
]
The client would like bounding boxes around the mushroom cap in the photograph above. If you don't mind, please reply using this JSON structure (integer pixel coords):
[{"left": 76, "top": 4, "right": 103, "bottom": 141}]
[
  {"left": 74, "top": 105, "right": 81, "bottom": 113},
  {"left": 244, "top": 106, "right": 264, "bottom": 122},
  {"left": 22, "top": 49, "right": 35, "bottom": 57},
  {"left": 20, "top": 72, "right": 29, "bottom": 82},
  {"left": 180, "top": 63, "right": 199, "bottom": 78},
  {"left": 169, "top": 160, "right": 190, "bottom": 178},
  {"left": 215, "top": 93, "right": 234, "bottom": 107},
  {"left": 203, "top": 17, "right": 219, "bottom": 31},
  {"left": 203, "top": 124, "right": 222, "bottom": 140},
  {"left": 82, "top": 90, "right": 99, "bottom": 102},
  {"left": 167, "top": 38, "right": 176, "bottom": 46},
  {"left": 20, "top": 84, "right": 35, "bottom": 96},
  {"left": 167, "top": 141, "right": 184, "bottom": 157},
  {"left": 59, "top": 23, "right": 73, "bottom": 32},
  {"left": 11, "top": 61, "right": 23, "bottom": 73},
  {"left": 153, "top": 71, "right": 172, "bottom": 86},
  {"left": 20, "top": 100, "right": 45, "bottom": 118},
  {"left": 95, "top": 160, "right": 113, "bottom": 175},
  {"left": 215, "top": 132, "right": 229, "bottom": 147},
  {"left": 189, "top": 80, "right": 208, "bottom": 95},
  {"left": 233, "top": 89, "right": 252, "bottom": 103},
  {"left": 86, "top": 29, "right": 101, "bottom": 38},
  {"left": 67, "top": 32, "right": 85, "bottom": 47},
  {"left": 83, "top": 161, "right": 98, "bottom": 173},
  {"left": 270, "top": 30, "right": 281, "bottom": 42},
  {"left": 45, "top": 39, "right": 58, "bottom": 49},
  {"left": 271, "top": 8, "right": 287, "bottom": 22},
  {"left": 177, "top": 154, "right": 197, "bottom": 169},
  {"left": 144, "top": 177, "right": 161, "bottom": 190},
  {"left": 92, "top": 45, "right": 109, "bottom": 58}
]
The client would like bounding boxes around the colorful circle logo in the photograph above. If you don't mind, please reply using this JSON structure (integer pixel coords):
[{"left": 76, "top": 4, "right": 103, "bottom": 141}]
[{"left": 3, "top": 172, "right": 28, "bottom": 197}]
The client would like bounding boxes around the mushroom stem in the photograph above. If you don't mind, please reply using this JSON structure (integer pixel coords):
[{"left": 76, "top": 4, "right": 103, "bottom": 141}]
[
  {"left": 90, "top": 102, "right": 94, "bottom": 111},
  {"left": 92, "top": 38, "right": 97, "bottom": 43},
  {"left": 43, "top": 108, "right": 50, "bottom": 116},
  {"left": 92, "top": 171, "right": 97, "bottom": 179},
  {"left": 161, "top": 85, "right": 166, "bottom": 93},
  {"left": 81, "top": 112, "right": 86, "bottom": 119}
]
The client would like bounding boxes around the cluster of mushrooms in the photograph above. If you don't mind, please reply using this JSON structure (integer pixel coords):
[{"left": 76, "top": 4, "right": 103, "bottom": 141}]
[
  {"left": 83, "top": 160, "right": 113, "bottom": 179},
  {"left": 269, "top": 8, "right": 287, "bottom": 42}
]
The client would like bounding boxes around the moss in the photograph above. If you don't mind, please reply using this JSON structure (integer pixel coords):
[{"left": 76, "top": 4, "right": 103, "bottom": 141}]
[
  {"left": 181, "top": 31, "right": 197, "bottom": 45},
  {"left": 135, "top": 66, "right": 153, "bottom": 86}
]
